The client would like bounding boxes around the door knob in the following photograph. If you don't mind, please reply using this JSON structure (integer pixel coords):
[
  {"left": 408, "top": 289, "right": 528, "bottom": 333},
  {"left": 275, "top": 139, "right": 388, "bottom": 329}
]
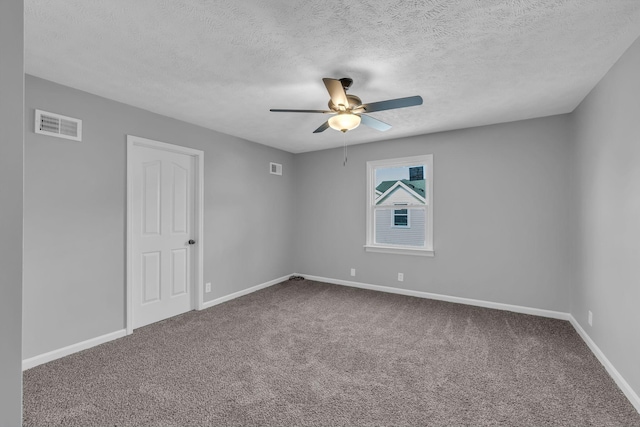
[{"left": 188, "top": 239, "right": 196, "bottom": 245}]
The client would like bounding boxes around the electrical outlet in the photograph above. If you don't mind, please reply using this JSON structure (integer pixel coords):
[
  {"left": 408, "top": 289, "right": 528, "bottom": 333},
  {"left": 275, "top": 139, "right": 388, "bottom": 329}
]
[
  {"left": 350, "top": 268, "right": 356, "bottom": 277},
  {"left": 398, "top": 273, "right": 404, "bottom": 282},
  {"left": 588, "top": 310, "right": 593, "bottom": 326},
  {"left": 205, "top": 282, "right": 211, "bottom": 293}
]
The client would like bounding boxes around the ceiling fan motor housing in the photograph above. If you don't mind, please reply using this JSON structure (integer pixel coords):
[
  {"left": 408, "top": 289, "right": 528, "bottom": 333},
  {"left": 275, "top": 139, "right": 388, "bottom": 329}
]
[{"left": 328, "top": 94, "right": 362, "bottom": 111}]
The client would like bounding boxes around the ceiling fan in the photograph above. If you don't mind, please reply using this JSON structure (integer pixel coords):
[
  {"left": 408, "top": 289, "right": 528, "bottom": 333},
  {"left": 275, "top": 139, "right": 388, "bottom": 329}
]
[{"left": 270, "top": 78, "right": 423, "bottom": 133}]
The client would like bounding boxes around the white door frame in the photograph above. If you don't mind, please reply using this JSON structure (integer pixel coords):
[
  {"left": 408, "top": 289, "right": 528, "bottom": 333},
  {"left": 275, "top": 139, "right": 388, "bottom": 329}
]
[{"left": 126, "top": 135, "right": 204, "bottom": 335}]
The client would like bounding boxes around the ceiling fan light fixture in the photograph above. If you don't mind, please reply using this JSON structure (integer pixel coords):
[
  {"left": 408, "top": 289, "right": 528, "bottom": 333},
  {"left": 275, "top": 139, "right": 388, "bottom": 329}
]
[{"left": 328, "top": 112, "right": 361, "bottom": 133}]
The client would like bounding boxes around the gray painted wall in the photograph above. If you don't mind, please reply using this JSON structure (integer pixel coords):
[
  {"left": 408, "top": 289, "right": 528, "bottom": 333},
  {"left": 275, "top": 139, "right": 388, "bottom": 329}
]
[
  {"left": 293, "top": 115, "right": 574, "bottom": 312},
  {"left": 572, "top": 36, "right": 640, "bottom": 398},
  {"left": 23, "top": 75, "right": 294, "bottom": 359},
  {"left": 0, "top": 0, "right": 24, "bottom": 425}
]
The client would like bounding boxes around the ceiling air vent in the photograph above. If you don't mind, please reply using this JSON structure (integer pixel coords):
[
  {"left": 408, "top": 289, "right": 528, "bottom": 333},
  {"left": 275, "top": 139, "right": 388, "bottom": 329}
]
[
  {"left": 270, "top": 162, "right": 282, "bottom": 176},
  {"left": 35, "top": 109, "right": 82, "bottom": 141}
]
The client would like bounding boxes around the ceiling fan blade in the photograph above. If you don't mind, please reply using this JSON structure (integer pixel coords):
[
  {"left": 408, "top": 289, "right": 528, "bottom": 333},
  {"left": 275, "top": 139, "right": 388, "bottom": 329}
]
[
  {"left": 323, "top": 78, "right": 349, "bottom": 110},
  {"left": 270, "top": 109, "right": 333, "bottom": 113},
  {"left": 360, "top": 114, "right": 392, "bottom": 131},
  {"left": 361, "top": 95, "right": 423, "bottom": 113},
  {"left": 313, "top": 121, "right": 330, "bottom": 133}
]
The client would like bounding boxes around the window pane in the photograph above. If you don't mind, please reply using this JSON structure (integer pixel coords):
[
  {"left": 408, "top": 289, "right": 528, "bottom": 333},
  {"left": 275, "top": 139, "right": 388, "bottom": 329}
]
[
  {"left": 375, "top": 208, "right": 425, "bottom": 247},
  {"left": 375, "top": 165, "right": 426, "bottom": 206}
]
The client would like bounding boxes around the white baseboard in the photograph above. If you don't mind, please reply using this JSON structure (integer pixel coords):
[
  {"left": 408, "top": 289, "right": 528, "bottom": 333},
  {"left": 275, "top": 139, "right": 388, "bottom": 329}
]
[
  {"left": 22, "top": 329, "right": 127, "bottom": 371},
  {"left": 300, "top": 274, "right": 570, "bottom": 320},
  {"left": 201, "top": 274, "right": 292, "bottom": 310},
  {"left": 569, "top": 315, "right": 640, "bottom": 413}
]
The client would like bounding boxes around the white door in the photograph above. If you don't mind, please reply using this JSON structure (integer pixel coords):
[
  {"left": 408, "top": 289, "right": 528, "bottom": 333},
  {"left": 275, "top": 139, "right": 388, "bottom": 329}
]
[{"left": 130, "top": 143, "right": 196, "bottom": 329}]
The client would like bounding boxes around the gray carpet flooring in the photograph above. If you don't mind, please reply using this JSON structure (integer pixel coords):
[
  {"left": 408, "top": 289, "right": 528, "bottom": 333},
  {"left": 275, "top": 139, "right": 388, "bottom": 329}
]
[{"left": 23, "top": 279, "right": 640, "bottom": 426}]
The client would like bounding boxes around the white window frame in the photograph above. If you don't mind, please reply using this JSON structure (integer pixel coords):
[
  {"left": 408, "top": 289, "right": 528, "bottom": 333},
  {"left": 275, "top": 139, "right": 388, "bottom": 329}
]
[{"left": 365, "top": 155, "right": 434, "bottom": 257}]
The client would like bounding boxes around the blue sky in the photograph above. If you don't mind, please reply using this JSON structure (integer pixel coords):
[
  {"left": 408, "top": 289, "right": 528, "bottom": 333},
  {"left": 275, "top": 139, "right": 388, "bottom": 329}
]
[
  {"left": 375, "top": 165, "right": 426, "bottom": 186},
  {"left": 375, "top": 166, "right": 409, "bottom": 186}
]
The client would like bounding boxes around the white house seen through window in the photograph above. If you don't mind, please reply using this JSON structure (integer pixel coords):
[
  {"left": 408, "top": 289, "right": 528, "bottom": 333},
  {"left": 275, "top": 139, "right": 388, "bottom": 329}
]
[{"left": 365, "top": 155, "right": 434, "bottom": 256}]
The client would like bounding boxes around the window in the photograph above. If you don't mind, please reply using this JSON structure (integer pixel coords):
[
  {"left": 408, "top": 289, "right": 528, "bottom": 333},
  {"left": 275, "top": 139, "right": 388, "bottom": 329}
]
[
  {"left": 365, "top": 155, "right": 434, "bottom": 256},
  {"left": 393, "top": 205, "right": 409, "bottom": 227}
]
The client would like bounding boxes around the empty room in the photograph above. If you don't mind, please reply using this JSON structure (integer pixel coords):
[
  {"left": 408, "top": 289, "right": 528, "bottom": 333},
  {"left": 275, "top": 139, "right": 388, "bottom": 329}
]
[{"left": 2, "top": 1, "right": 640, "bottom": 426}]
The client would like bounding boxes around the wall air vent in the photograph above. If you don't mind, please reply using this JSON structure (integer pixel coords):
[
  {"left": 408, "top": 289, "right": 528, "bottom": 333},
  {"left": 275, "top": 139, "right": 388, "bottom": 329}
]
[
  {"left": 35, "top": 109, "right": 82, "bottom": 141},
  {"left": 270, "top": 162, "right": 282, "bottom": 176}
]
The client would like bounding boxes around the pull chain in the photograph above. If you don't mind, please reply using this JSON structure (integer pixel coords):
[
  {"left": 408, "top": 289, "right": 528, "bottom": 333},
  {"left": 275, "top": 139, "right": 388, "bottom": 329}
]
[{"left": 342, "top": 131, "right": 348, "bottom": 166}]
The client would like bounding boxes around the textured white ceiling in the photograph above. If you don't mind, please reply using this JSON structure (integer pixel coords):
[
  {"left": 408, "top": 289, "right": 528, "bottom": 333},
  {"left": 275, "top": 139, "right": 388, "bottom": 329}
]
[{"left": 25, "top": 0, "right": 640, "bottom": 153}]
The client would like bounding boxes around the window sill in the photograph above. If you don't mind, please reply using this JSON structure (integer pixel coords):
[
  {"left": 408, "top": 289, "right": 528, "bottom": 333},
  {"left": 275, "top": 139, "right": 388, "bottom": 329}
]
[{"left": 364, "top": 245, "right": 435, "bottom": 257}]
